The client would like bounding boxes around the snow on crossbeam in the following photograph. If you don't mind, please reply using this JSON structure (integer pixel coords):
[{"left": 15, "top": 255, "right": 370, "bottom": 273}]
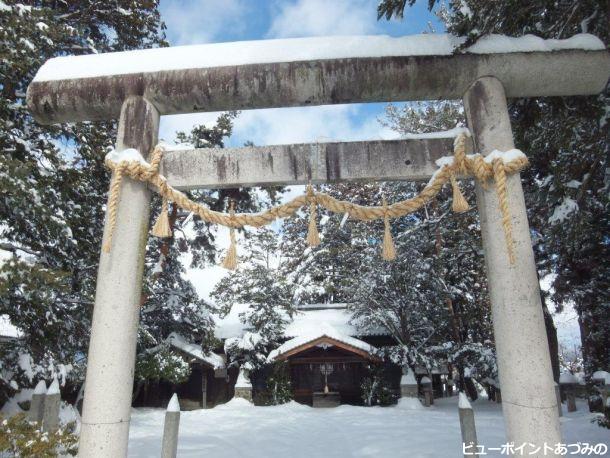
[{"left": 27, "top": 34, "right": 609, "bottom": 124}]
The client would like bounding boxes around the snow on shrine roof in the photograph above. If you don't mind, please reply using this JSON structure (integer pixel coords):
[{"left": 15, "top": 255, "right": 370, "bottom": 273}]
[
  {"left": 214, "top": 303, "right": 385, "bottom": 340},
  {"left": 168, "top": 332, "right": 225, "bottom": 369},
  {"left": 32, "top": 33, "right": 604, "bottom": 82},
  {"left": 267, "top": 323, "right": 376, "bottom": 362}
]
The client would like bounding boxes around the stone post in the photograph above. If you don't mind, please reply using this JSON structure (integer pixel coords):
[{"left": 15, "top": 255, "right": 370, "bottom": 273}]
[
  {"left": 458, "top": 393, "right": 478, "bottom": 458},
  {"left": 201, "top": 370, "right": 207, "bottom": 409},
  {"left": 234, "top": 368, "right": 253, "bottom": 402},
  {"left": 42, "top": 378, "right": 60, "bottom": 433},
  {"left": 420, "top": 376, "right": 433, "bottom": 407},
  {"left": 463, "top": 76, "right": 562, "bottom": 450},
  {"left": 559, "top": 372, "right": 577, "bottom": 413},
  {"left": 554, "top": 383, "right": 562, "bottom": 417},
  {"left": 161, "top": 394, "right": 181, "bottom": 458},
  {"left": 79, "top": 96, "right": 160, "bottom": 458},
  {"left": 400, "top": 368, "right": 418, "bottom": 398},
  {"left": 28, "top": 380, "right": 46, "bottom": 425}
]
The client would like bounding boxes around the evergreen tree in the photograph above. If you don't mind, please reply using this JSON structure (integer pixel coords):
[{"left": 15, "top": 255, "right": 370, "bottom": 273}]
[
  {"left": 378, "top": 0, "right": 609, "bottom": 380},
  {"left": 211, "top": 227, "right": 293, "bottom": 371},
  {"left": 0, "top": 0, "right": 166, "bottom": 400}
]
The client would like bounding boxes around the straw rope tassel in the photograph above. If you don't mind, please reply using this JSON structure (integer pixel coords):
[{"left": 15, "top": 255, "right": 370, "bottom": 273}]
[
  {"left": 381, "top": 198, "right": 396, "bottom": 261},
  {"left": 151, "top": 197, "right": 172, "bottom": 238},
  {"left": 306, "top": 185, "right": 321, "bottom": 247},
  {"left": 102, "top": 133, "right": 529, "bottom": 264},
  {"left": 102, "top": 166, "right": 124, "bottom": 253},
  {"left": 221, "top": 202, "right": 238, "bottom": 270},
  {"left": 450, "top": 174, "right": 470, "bottom": 213},
  {"left": 492, "top": 158, "right": 516, "bottom": 265}
]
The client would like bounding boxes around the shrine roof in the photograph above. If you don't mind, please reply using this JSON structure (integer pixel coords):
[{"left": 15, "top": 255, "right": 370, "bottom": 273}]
[{"left": 267, "top": 323, "right": 377, "bottom": 362}]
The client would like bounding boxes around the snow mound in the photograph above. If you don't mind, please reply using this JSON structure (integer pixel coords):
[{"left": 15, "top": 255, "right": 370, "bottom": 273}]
[
  {"left": 167, "top": 393, "right": 180, "bottom": 412},
  {"left": 33, "top": 380, "right": 47, "bottom": 395},
  {"left": 235, "top": 369, "right": 251, "bottom": 388},
  {"left": 396, "top": 397, "right": 424, "bottom": 410},
  {"left": 458, "top": 392, "right": 472, "bottom": 409},
  {"left": 559, "top": 372, "right": 578, "bottom": 384},
  {"left": 215, "top": 397, "right": 253, "bottom": 410},
  {"left": 105, "top": 148, "right": 148, "bottom": 165},
  {"left": 47, "top": 377, "right": 60, "bottom": 395},
  {"left": 592, "top": 371, "right": 610, "bottom": 385},
  {"left": 400, "top": 371, "right": 417, "bottom": 385}
]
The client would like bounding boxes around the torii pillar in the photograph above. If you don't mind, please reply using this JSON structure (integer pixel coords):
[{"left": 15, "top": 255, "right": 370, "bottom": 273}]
[{"left": 464, "top": 76, "right": 562, "bottom": 451}]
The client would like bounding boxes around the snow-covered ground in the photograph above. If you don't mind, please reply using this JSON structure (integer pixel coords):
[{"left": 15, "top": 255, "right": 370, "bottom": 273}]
[{"left": 128, "top": 397, "right": 608, "bottom": 457}]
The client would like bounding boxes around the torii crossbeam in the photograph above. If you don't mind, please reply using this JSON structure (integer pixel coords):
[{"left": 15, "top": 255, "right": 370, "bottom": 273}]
[{"left": 27, "top": 34, "right": 609, "bottom": 458}]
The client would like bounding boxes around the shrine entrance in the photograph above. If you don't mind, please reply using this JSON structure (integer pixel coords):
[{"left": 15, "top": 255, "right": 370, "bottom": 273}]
[
  {"left": 269, "top": 333, "right": 380, "bottom": 406},
  {"left": 26, "top": 35, "right": 609, "bottom": 457}
]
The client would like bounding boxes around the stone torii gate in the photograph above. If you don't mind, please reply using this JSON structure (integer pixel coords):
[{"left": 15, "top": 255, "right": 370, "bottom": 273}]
[{"left": 27, "top": 36, "right": 608, "bottom": 457}]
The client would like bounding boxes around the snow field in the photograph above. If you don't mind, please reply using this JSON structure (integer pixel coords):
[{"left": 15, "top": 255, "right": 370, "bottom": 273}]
[{"left": 128, "top": 397, "right": 608, "bottom": 457}]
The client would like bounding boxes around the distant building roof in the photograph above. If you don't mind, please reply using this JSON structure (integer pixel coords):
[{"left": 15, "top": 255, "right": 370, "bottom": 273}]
[
  {"left": 214, "top": 303, "right": 386, "bottom": 340},
  {"left": 267, "top": 323, "right": 378, "bottom": 362},
  {"left": 168, "top": 332, "right": 225, "bottom": 369}
]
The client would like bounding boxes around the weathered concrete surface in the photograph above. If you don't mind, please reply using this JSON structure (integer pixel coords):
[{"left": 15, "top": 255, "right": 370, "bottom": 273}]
[
  {"left": 78, "top": 96, "right": 159, "bottom": 458},
  {"left": 27, "top": 50, "right": 609, "bottom": 124},
  {"left": 459, "top": 405, "right": 478, "bottom": 458},
  {"left": 464, "top": 77, "right": 562, "bottom": 453},
  {"left": 161, "top": 411, "right": 180, "bottom": 458},
  {"left": 28, "top": 393, "right": 45, "bottom": 424},
  {"left": 555, "top": 383, "right": 563, "bottom": 417},
  {"left": 160, "top": 137, "right": 473, "bottom": 190},
  {"left": 42, "top": 392, "right": 60, "bottom": 433}
]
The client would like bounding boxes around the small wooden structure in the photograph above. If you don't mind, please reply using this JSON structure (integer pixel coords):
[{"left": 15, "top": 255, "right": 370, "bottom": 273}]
[{"left": 270, "top": 333, "right": 380, "bottom": 406}]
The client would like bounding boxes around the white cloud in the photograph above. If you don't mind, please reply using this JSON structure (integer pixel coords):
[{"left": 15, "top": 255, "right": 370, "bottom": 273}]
[
  {"left": 159, "top": 104, "right": 398, "bottom": 147},
  {"left": 267, "top": 0, "right": 378, "bottom": 38},
  {"left": 161, "top": 0, "right": 249, "bottom": 45},
  {"left": 233, "top": 104, "right": 398, "bottom": 145},
  {"left": 159, "top": 112, "right": 222, "bottom": 143}
]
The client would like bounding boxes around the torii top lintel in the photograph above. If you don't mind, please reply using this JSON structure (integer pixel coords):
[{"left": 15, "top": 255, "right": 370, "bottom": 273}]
[{"left": 27, "top": 34, "right": 609, "bottom": 125}]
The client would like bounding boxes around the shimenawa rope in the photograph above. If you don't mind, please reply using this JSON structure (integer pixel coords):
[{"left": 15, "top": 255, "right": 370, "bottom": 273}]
[{"left": 102, "top": 134, "right": 528, "bottom": 268}]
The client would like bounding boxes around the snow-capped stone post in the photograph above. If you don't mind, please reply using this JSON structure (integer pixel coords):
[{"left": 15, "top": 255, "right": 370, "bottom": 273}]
[
  {"left": 79, "top": 95, "right": 160, "bottom": 458},
  {"left": 463, "top": 76, "right": 562, "bottom": 448},
  {"left": 42, "top": 378, "right": 60, "bottom": 433},
  {"left": 554, "top": 382, "right": 562, "bottom": 417},
  {"left": 420, "top": 376, "right": 434, "bottom": 407},
  {"left": 234, "top": 367, "right": 253, "bottom": 402},
  {"left": 559, "top": 372, "right": 578, "bottom": 412},
  {"left": 458, "top": 392, "right": 477, "bottom": 458},
  {"left": 28, "top": 380, "right": 46, "bottom": 424},
  {"left": 161, "top": 394, "right": 181, "bottom": 458},
  {"left": 400, "top": 368, "right": 418, "bottom": 398}
]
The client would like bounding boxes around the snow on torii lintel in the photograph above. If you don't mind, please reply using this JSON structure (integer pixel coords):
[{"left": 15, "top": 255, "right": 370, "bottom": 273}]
[
  {"left": 168, "top": 332, "right": 225, "bottom": 370},
  {"left": 267, "top": 323, "right": 376, "bottom": 362},
  {"left": 32, "top": 33, "right": 605, "bottom": 82}
]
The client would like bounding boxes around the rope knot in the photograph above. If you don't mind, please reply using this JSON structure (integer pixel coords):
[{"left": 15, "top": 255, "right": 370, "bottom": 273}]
[
  {"left": 306, "top": 183, "right": 321, "bottom": 247},
  {"left": 221, "top": 200, "right": 238, "bottom": 270},
  {"left": 381, "top": 198, "right": 396, "bottom": 261}
]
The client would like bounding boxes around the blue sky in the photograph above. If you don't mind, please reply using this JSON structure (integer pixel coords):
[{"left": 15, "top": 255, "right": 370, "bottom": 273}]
[{"left": 157, "top": 0, "right": 444, "bottom": 147}]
